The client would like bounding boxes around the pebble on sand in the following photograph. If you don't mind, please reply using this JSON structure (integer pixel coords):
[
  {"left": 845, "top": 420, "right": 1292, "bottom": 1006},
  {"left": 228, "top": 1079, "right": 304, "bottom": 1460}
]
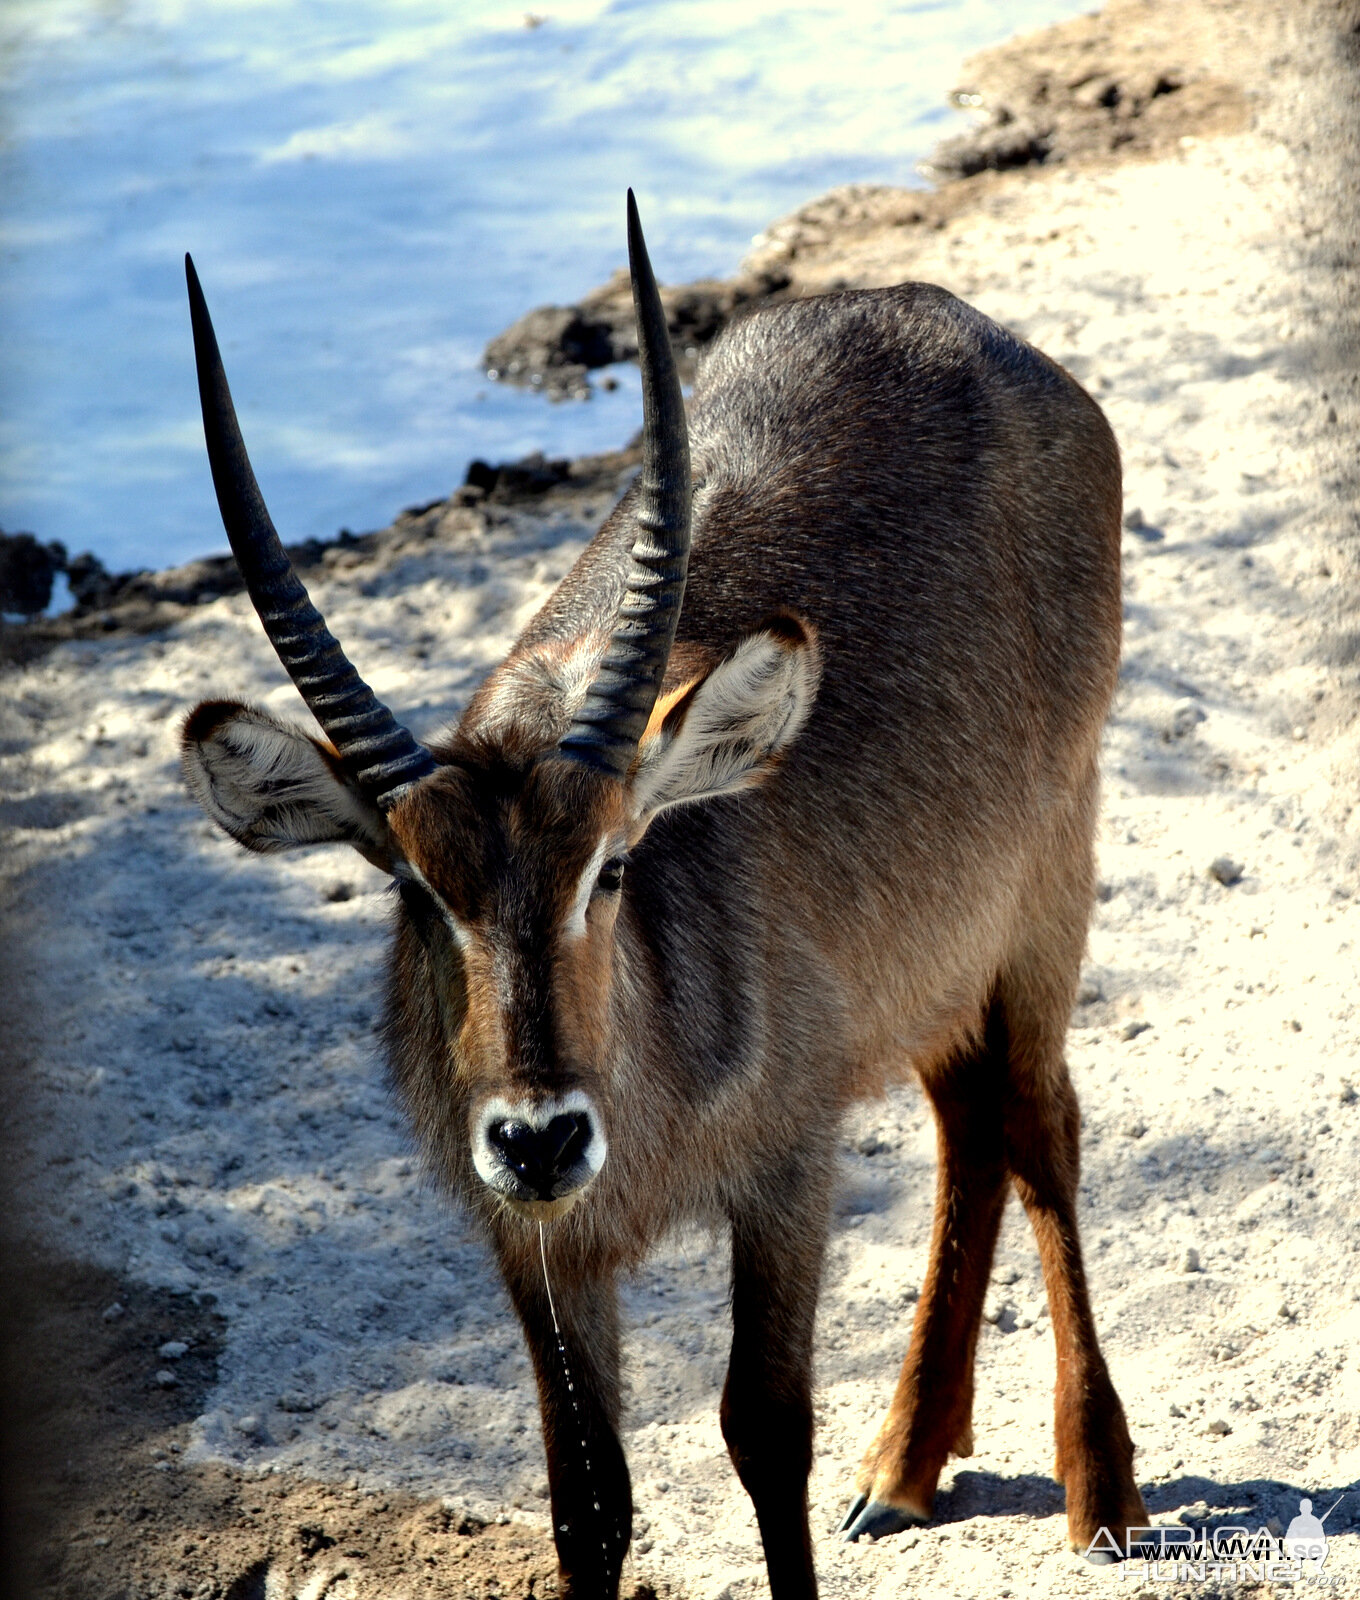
[
  {"left": 1168, "top": 698, "right": 1205, "bottom": 739},
  {"left": 1209, "top": 856, "right": 1244, "bottom": 886},
  {"left": 277, "top": 1391, "right": 318, "bottom": 1413},
  {"left": 1122, "top": 506, "right": 1166, "bottom": 542}
]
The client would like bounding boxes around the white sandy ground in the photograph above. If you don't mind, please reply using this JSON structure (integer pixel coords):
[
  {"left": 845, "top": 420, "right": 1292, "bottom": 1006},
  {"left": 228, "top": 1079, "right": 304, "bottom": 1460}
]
[{"left": 4, "top": 37, "right": 1360, "bottom": 1600}]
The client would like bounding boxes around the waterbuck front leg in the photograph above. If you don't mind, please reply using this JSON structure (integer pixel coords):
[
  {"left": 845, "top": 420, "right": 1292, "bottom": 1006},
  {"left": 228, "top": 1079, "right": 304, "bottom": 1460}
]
[
  {"left": 722, "top": 1166, "right": 831, "bottom": 1600},
  {"left": 500, "top": 1241, "right": 632, "bottom": 1599}
]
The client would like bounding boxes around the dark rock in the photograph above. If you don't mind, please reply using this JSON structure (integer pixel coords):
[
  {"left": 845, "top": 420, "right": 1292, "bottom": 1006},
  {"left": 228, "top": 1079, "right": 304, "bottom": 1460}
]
[
  {"left": 483, "top": 305, "right": 612, "bottom": 397},
  {"left": 277, "top": 1391, "right": 318, "bottom": 1413},
  {"left": 492, "top": 452, "right": 572, "bottom": 499},
  {"left": 464, "top": 460, "right": 499, "bottom": 495},
  {"left": 462, "top": 451, "right": 576, "bottom": 501},
  {"left": 930, "top": 115, "right": 1052, "bottom": 178},
  {"left": 482, "top": 267, "right": 791, "bottom": 396},
  {"left": 296, "top": 1525, "right": 336, "bottom": 1556},
  {"left": 65, "top": 551, "right": 119, "bottom": 608},
  {"left": 0, "top": 531, "right": 67, "bottom": 616}
]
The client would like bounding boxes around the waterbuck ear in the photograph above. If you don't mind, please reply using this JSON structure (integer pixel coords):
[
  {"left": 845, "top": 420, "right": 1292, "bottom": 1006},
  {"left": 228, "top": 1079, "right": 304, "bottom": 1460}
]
[
  {"left": 181, "top": 700, "right": 400, "bottom": 872},
  {"left": 630, "top": 615, "right": 821, "bottom": 824}
]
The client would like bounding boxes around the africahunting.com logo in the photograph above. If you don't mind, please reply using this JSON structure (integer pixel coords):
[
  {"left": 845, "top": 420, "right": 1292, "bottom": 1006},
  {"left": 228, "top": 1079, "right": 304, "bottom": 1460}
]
[{"left": 1087, "top": 1496, "right": 1346, "bottom": 1586}]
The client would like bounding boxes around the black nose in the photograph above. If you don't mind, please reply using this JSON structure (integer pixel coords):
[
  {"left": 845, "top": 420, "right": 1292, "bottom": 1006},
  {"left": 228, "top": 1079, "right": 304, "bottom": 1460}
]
[{"left": 488, "top": 1112, "right": 592, "bottom": 1199}]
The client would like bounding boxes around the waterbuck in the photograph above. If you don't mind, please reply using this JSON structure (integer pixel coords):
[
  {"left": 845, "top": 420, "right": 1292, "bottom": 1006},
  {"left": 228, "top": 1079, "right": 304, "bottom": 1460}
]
[{"left": 180, "top": 193, "right": 1147, "bottom": 1598}]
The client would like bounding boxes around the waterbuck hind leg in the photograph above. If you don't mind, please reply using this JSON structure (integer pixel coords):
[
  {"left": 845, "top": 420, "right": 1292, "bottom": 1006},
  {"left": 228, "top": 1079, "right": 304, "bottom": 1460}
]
[
  {"left": 1000, "top": 1041, "right": 1148, "bottom": 1558},
  {"left": 987, "top": 852, "right": 1148, "bottom": 1559},
  {"left": 722, "top": 1171, "right": 830, "bottom": 1600},
  {"left": 500, "top": 1243, "right": 632, "bottom": 1599},
  {"left": 843, "top": 1007, "right": 1009, "bottom": 1543}
]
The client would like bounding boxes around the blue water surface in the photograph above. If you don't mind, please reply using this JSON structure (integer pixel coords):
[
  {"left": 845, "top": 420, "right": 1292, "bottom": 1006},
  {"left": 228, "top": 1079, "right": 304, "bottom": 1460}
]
[{"left": 0, "top": 0, "right": 1090, "bottom": 570}]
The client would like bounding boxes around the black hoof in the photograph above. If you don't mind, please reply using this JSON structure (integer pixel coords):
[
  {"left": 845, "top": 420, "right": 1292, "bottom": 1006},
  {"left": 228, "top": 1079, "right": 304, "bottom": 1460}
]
[
  {"left": 840, "top": 1497, "right": 928, "bottom": 1543},
  {"left": 1085, "top": 1548, "right": 1121, "bottom": 1567},
  {"left": 836, "top": 1493, "right": 868, "bottom": 1535}
]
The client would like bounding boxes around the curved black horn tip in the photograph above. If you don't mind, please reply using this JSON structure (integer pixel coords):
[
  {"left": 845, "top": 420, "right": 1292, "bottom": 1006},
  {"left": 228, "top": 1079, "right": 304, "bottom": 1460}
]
[
  {"left": 184, "top": 253, "right": 221, "bottom": 382},
  {"left": 185, "top": 252, "right": 204, "bottom": 316},
  {"left": 625, "top": 189, "right": 652, "bottom": 287}
]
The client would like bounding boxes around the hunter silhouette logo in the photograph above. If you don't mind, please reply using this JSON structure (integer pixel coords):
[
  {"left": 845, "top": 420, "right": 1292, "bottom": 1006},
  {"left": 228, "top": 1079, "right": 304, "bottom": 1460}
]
[{"left": 1284, "top": 1496, "right": 1343, "bottom": 1564}]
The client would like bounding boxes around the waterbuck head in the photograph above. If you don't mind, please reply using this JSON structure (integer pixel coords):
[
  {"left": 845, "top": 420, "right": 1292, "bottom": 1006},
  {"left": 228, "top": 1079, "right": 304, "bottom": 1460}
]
[{"left": 181, "top": 195, "right": 820, "bottom": 1223}]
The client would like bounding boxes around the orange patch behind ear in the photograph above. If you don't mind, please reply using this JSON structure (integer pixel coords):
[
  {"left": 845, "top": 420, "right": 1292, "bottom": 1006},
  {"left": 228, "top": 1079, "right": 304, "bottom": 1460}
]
[
  {"left": 642, "top": 677, "right": 705, "bottom": 745},
  {"left": 628, "top": 613, "right": 821, "bottom": 822}
]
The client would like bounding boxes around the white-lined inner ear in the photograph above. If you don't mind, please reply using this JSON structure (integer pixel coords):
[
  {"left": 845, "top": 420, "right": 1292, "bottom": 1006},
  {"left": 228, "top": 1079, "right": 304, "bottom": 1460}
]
[{"left": 182, "top": 702, "right": 390, "bottom": 858}]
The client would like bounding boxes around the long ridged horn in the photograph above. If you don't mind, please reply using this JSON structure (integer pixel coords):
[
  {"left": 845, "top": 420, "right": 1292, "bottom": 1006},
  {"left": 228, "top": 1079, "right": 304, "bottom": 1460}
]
[
  {"left": 185, "top": 255, "right": 436, "bottom": 809},
  {"left": 557, "top": 191, "right": 692, "bottom": 778}
]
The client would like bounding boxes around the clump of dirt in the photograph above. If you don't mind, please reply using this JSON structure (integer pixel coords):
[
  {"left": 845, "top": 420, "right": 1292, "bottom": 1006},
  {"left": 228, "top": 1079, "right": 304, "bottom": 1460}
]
[{"left": 0, "top": 1246, "right": 666, "bottom": 1600}]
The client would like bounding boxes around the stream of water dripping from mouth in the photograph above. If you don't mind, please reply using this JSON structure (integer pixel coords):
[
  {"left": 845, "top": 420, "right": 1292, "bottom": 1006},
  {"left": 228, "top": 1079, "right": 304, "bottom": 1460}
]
[{"left": 539, "top": 1218, "right": 616, "bottom": 1582}]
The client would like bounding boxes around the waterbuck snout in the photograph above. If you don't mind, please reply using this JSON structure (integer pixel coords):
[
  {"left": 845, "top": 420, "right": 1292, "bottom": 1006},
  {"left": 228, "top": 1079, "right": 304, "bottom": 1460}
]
[
  {"left": 472, "top": 1093, "right": 606, "bottom": 1214},
  {"left": 178, "top": 191, "right": 1148, "bottom": 1599}
]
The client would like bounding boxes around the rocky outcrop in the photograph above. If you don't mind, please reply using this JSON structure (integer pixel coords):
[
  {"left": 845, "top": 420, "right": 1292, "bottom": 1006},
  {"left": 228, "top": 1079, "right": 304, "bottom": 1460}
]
[
  {"left": 0, "top": 443, "right": 641, "bottom": 662},
  {"left": 926, "top": 2, "right": 1249, "bottom": 180},
  {"left": 481, "top": 0, "right": 1255, "bottom": 392}
]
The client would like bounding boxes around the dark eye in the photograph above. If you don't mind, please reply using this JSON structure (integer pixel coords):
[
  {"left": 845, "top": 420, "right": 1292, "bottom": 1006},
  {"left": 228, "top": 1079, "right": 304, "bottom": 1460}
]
[
  {"left": 397, "top": 878, "right": 437, "bottom": 923},
  {"left": 595, "top": 856, "right": 627, "bottom": 894}
]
